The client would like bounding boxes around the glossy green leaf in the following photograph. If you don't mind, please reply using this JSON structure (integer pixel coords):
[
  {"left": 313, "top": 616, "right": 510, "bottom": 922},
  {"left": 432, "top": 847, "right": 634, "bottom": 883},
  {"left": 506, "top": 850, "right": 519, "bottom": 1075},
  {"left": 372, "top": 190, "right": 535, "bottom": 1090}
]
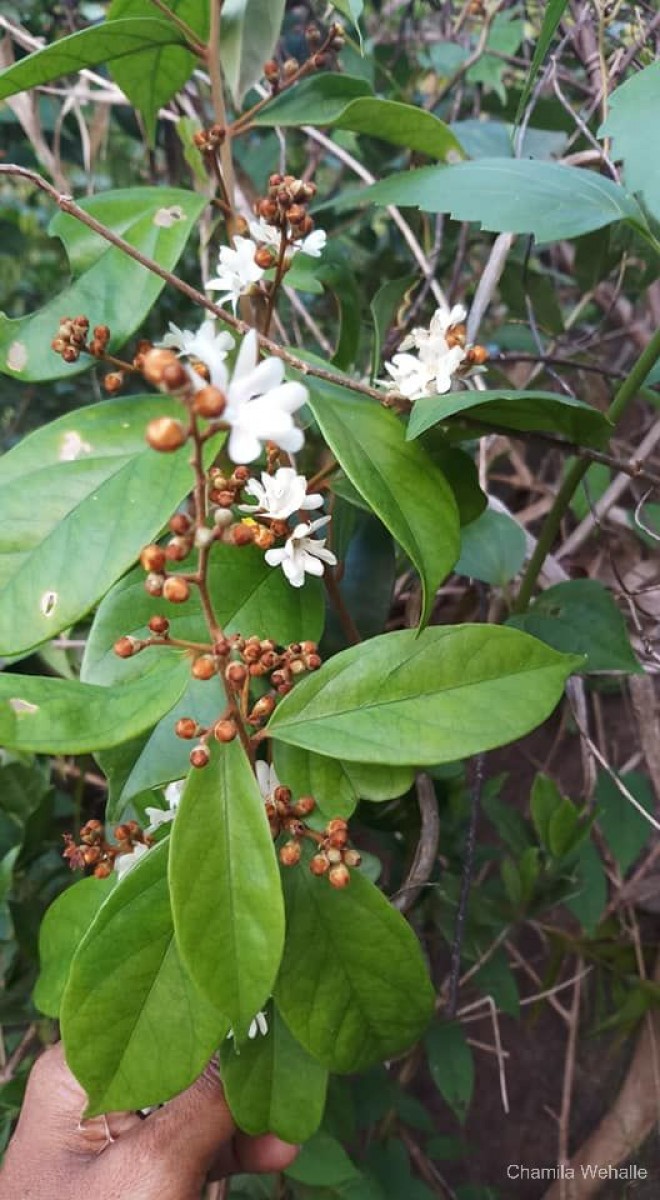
[
  {"left": 286, "top": 1131, "right": 361, "bottom": 1186},
  {"left": 34, "top": 876, "right": 115, "bottom": 1018},
  {"left": 455, "top": 508, "right": 526, "bottom": 586},
  {"left": 0, "top": 18, "right": 185, "bottom": 101},
  {"left": 596, "top": 771, "right": 654, "bottom": 875},
  {"left": 407, "top": 389, "right": 611, "bottom": 448},
  {"left": 254, "top": 77, "right": 464, "bottom": 162},
  {"left": 332, "top": 0, "right": 364, "bottom": 44},
  {"left": 507, "top": 580, "right": 640, "bottom": 673},
  {"left": 515, "top": 0, "right": 569, "bottom": 123},
  {"left": 275, "top": 858, "right": 434, "bottom": 1072},
  {"left": 273, "top": 742, "right": 414, "bottom": 821},
  {"left": 221, "top": 0, "right": 286, "bottom": 105},
  {"left": 600, "top": 62, "right": 660, "bottom": 222},
  {"left": 0, "top": 395, "right": 206, "bottom": 655},
  {"left": 451, "top": 119, "right": 567, "bottom": 161},
  {"left": 419, "top": 435, "right": 487, "bottom": 527},
  {"left": 425, "top": 1020, "right": 474, "bottom": 1124},
  {"left": 61, "top": 842, "right": 228, "bottom": 1115},
  {"left": 267, "top": 626, "right": 581, "bottom": 765},
  {"left": 169, "top": 740, "right": 284, "bottom": 1037},
  {"left": 108, "top": 1, "right": 209, "bottom": 143},
  {"left": 220, "top": 1006, "right": 328, "bottom": 1143},
  {"left": 337, "top": 160, "right": 643, "bottom": 242},
  {"left": 83, "top": 548, "right": 323, "bottom": 812},
  {"left": 0, "top": 188, "right": 205, "bottom": 383},
  {"left": 565, "top": 840, "right": 606, "bottom": 935},
  {"left": 0, "top": 666, "right": 188, "bottom": 753},
  {"left": 306, "top": 379, "right": 460, "bottom": 626}
]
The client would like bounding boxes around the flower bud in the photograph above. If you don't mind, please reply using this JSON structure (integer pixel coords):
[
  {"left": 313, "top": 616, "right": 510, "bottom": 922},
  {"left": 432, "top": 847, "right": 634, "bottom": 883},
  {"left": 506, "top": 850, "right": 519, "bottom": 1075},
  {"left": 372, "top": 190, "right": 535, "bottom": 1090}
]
[
  {"left": 249, "top": 695, "right": 276, "bottom": 722},
  {"left": 162, "top": 576, "right": 190, "bottom": 604},
  {"left": 142, "top": 348, "right": 180, "bottom": 386},
  {"left": 82, "top": 845, "right": 101, "bottom": 866},
  {"left": 62, "top": 346, "right": 79, "bottom": 363},
  {"left": 193, "top": 385, "right": 227, "bottom": 418},
  {"left": 194, "top": 525, "right": 216, "bottom": 549},
  {"left": 254, "top": 246, "right": 275, "bottom": 270},
  {"left": 225, "top": 661, "right": 248, "bottom": 688},
  {"left": 263, "top": 58, "right": 279, "bottom": 80},
  {"left": 165, "top": 540, "right": 189, "bottom": 562},
  {"left": 283, "top": 57, "right": 299, "bottom": 78},
  {"left": 343, "top": 848, "right": 362, "bottom": 867},
  {"left": 328, "top": 863, "right": 351, "bottom": 888},
  {"left": 274, "top": 785, "right": 292, "bottom": 806},
  {"left": 192, "top": 655, "right": 216, "bottom": 680},
  {"left": 93, "top": 324, "right": 110, "bottom": 342},
  {"left": 293, "top": 795, "right": 315, "bottom": 817},
  {"left": 252, "top": 525, "right": 275, "bottom": 550},
  {"left": 140, "top": 544, "right": 166, "bottom": 572},
  {"left": 213, "top": 507, "right": 234, "bottom": 528},
  {"left": 279, "top": 840, "right": 302, "bottom": 866},
  {"left": 148, "top": 615, "right": 170, "bottom": 635},
  {"left": 327, "top": 847, "right": 343, "bottom": 865},
  {"left": 175, "top": 717, "right": 197, "bottom": 739},
  {"left": 146, "top": 416, "right": 187, "bottom": 452},
  {"left": 231, "top": 523, "right": 255, "bottom": 546},
  {"left": 103, "top": 371, "right": 124, "bottom": 394},
  {"left": 169, "top": 513, "right": 191, "bottom": 535},
  {"left": 144, "top": 572, "right": 165, "bottom": 596},
  {"left": 213, "top": 718, "right": 237, "bottom": 743},
  {"left": 288, "top": 204, "right": 306, "bottom": 226},
  {"left": 305, "top": 653, "right": 322, "bottom": 670},
  {"left": 310, "top": 853, "right": 330, "bottom": 876},
  {"left": 214, "top": 636, "right": 231, "bottom": 657},
  {"left": 466, "top": 344, "right": 489, "bottom": 366},
  {"left": 258, "top": 198, "right": 279, "bottom": 221},
  {"left": 190, "top": 744, "right": 211, "bottom": 769},
  {"left": 114, "top": 636, "right": 139, "bottom": 658},
  {"left": 94, "top": 861, "right": 113, "bottom": 879}
]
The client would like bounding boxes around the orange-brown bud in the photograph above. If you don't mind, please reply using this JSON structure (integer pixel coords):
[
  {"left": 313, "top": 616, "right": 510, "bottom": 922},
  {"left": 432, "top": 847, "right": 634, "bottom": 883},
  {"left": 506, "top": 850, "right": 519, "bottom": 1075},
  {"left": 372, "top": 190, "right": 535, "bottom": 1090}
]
[
  {"left": 62, "top": 346, "right": 79, "bottom": 363},
  {"left": 328, "top": 863, "right": 351, "bottom": 888},
  {"left": 254, "top": 246, "right": 275, "bottom": 270},
  {"left": 140, "top": 544, "right": 167, "bottom": 573},
  {"left": 225, "top": 661, "right": 248, "bottom": 688},
  {"left": 310, "top": 853, "right": 330, "bottom": 876},
  {"left": 169, "top": 513, "right": 191, "bottom": 535},
  {"left": 466, "top": 344, "right": 489, "bottom": 366},
  {"left": 192, "top": 655, "right": 217, "bottom": 680},
  {"left": 104, "top": 371, "right": 124, "bottom": 394},
  {"left": 328, "top": 829, "right": 349, "bottom": 849},
  {"left": 214, "top": 636, "right": 231, "bottom": 657},
  {"left": 165, "top": 539, "right": 189, "bottom": 562},
  {"left": 249, "top": 694, "right": 276, "bottom": 722},
  {"left": 93, "top": 324, "right": 110, "bottom": 342},
  {"left": 142, "top": 348, "right": 180, "bottom": 386},
  {"left": 343, "top": 848, "right": 362, "bottom": 867},
  {"left": 190, "top": 744, "right": 211, "bottom": 768},
  {"left": 82, "top": 845, "right": 101, "bottom": 866},
  {"left": 252, "top": 525, "right": 275, "bottom": 551},
  {"left": 144, "top": 572, "right": 165, "bottom": 597},
  {"left": 175, "top": 717, "right": 198, "bottom": 739},
  {"left": 146, "top": 416, "right": 187, "bottom": 453},
  {"left": 445, "top": 323, "right": 467, "bottom": 349},
  {"left": 283, "top": 57, "right": 299, "bottom": 78},
  {"left": 326, "top": 818, "right": 348, "bottom": 835},
  {"left": 231, "top": 523, "right": 255, "bottom": 547},
  {"left": 213, "top": 718, "right": 238, "bottom": 743},
  {"left": 148, "top": 614, "right": 170, "bottom": 635},
  {"left": 232, "top": 465, "right": 251, "bottom": 483},
  {"left": 94, "top": 861, "right": 113, "bottom": 879},
  {"left": 258, "top": 198, "right": 279, "bottom": 222},
  {"left": 162, "top": 360, "right": 190, "bottom": 391},
  {"left": 162, "top": 576, "right": 190, "bottom": 604},
  {"left": 274, "top": 785, "right": 292, "bottom": 807},
  {"left": 305, "top": 653, "right": 322, "bottom": 670},
  {"left": 288, "top": 204, "right": 306, "bottom": 226},
  {"left": 279, "top": 840, "right": 302, "bottom": 866},
  {"left": 263, "top": 58, "right": 279, "bottom": 80},
  {"left": 193, "top": 385, "right": 227, "bottom": 418},
  {"left": 114, "top": 635, "right": 138, "bottom": 658},
  {"left": 293, "top": 795, "right": 315, "bottom": 817}
]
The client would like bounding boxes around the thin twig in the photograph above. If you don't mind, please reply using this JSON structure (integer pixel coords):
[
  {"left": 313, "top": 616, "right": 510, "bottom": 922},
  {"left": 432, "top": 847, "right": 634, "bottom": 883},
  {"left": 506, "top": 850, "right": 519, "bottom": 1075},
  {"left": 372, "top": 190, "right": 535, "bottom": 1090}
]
[{"left": 392, "top": 773, "right": 440, "bottom": 913}]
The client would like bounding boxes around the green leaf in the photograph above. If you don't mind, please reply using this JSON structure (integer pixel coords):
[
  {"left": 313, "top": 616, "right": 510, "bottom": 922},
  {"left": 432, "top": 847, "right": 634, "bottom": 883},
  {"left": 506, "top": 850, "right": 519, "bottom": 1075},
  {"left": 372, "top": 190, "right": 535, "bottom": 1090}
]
[
  {"left": 286, "top": 1131, "right": 361, "bottom": 1186},
  {"left": 466, "top": 13, "right": 524, "bottom": 103},
  {"left": 275, "top": 858, "right": 434, "bottom": 1072},
  {"left": 273, "top": 742, "right": 414, "bottom": 821},
  {"left": 425, "top": 1020, "right": 474, "bottom": 1124},
  {"left": 596, "top": 771, "right": 654, "bottom": 875},
  {"left": 306, "top": 379, "right": 460, "bottom": 626},
  {"left": 332, "top": 0, "right": 364, "bottom": 45},
  {"left": 473, "top": 948, "right": 519, "bottom": 1018},
  {"left": 600, "top": 62, "right": 660, "bottom": 222},
  {"left": 0, "top": 18, "right": 186, "bottom": 101},
  {"left": 420, "top": 436, "right": 487, "bottom": 527},
  {"left": 0, "top": 396, "right": 207, "bottom": 655},
  {"left": 322, "top": 512, "right": 395, "bottom": 654},
  {"left": 169, "top": 740, "right": 284, "bottom": 1038},
  {"left": 61, "top": 842, "right": 229, "bottom": 1115},
  {"left": 530, "top": 773, "right": 563, "bottom": 849},
  {"left": 221, "top": 0, "right": 286, "bottom": 105},
  {"left": 254, "top": 77, "right": 465, "bottom": 162},
  {"left": 267, "top": 626, "right": 581, "bottom": 765},
  {"left": 507, "top": 580, "right": 641, "bottom": 674},
  {"left": 83, "top": 548, "right": 323, "bottom": 812},
  {"left": 370, "top": 275, "right": 416, "bottom": 380},
  {"left": 455, "top": 508, "right": 526, "bottom": 586},
  {"left": 407, "top": 389, "right": 611, "bottom": 448},
  {"left": 548, "top": 798, "right": 582, "bottom": 859},
  {"left": 565, "top": 840, "right": 606, "bottom": 935},
  {"left": 337, "top": 160, "right": 644, "bottom": 243},
  {"left": 34, "top": 876, "right": 115, "bottom": 1018},
  {"left": 0, "top": 187, "right": 205, "bottom": 383},
  {"left": 0, "top": 666, "right": 188, "bottom": 754},
  {"left": 515, "top": 0, "right": 570, "bottom": 123},
  {"left": 220, "top": 1006, "right": 328, "bottom": 1143},
  {"left": 107, "top": 1, "right": 209, "bottom": 143}
]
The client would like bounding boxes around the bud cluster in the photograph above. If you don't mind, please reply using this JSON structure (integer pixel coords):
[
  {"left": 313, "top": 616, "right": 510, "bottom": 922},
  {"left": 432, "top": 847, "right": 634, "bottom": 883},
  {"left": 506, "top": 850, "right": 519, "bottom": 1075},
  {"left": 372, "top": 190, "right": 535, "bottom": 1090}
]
[
  {"left": 62, "top": 818, "right": 148, "bottom": 879},
  {"left": 261, "top": 22, "right": 344, "bottom": 95},
  {"left": 268, "top": 793, "right": 361, "bottom": 889},
  {"left": 50, "top": 314, "right": 92, "bottom": 364},
  {"left": 255, "top": 174, "right": 318, "bottom": 249},
  {"left": 192, "top": 123, "right": 226, "bottom": 155}
]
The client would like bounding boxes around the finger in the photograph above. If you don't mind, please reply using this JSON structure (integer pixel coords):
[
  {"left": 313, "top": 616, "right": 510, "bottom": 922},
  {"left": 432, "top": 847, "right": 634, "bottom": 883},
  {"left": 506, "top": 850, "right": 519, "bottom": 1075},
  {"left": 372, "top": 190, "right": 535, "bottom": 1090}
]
[
  {"left": 142, "top": 1060, "right": 236, "bottom": 1171},
  {"left": 209, "top": 1131, "right": 300, "bottom": 1179}
]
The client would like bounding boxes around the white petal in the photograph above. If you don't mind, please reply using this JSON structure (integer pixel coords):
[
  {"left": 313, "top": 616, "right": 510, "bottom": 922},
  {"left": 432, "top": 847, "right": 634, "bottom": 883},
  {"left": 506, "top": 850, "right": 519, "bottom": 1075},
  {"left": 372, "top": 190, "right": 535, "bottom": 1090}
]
[
  {"left": 227, "top": 424, "right": 262, "bottom": 463},
  {"left": 299, "top": 552, "right": 325, "bottom": 577},
  {"left": 115, "top": 842, "right": 149, "bottom": 880},
  {"left": 264, "top": 380, "right": 308, "bottom": 414},
  {"left": 299, "top": 492, "right": 324, "bottom": 510},
  {"left": 282, "top": 555, "right": 306, "bottom": 587},
  {"left": 305, "top": 515, "right": 332, "bottom": 536},
  {"left": 164, "top": 779, "right": 185, "bottom": 810},
  {"left": 255, "top": 760, "right": 271, "bottom": 798},
  {"left": 265, "top": 547, "right": 285, "bottom": 567},
  {"left": 305, "top": 542, "right": 337, "bottom": 566},
  {"left": 232, "top": 329, "right": 259, "bottom": 382}
]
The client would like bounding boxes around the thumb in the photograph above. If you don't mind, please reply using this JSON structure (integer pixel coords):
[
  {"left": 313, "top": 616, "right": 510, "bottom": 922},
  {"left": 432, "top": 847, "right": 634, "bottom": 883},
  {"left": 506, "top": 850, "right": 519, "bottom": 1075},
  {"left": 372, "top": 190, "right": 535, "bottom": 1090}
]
[{"left": 141, "top": 1060, "right": 236, "bottom": 1172}]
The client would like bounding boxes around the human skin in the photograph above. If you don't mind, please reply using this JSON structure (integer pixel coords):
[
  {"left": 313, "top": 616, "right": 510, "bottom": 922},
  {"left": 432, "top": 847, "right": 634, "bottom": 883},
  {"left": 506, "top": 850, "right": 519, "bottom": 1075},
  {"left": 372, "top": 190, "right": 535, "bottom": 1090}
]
[{"left": 0, "top": 1043, "right": 299, "bottom": 1199}]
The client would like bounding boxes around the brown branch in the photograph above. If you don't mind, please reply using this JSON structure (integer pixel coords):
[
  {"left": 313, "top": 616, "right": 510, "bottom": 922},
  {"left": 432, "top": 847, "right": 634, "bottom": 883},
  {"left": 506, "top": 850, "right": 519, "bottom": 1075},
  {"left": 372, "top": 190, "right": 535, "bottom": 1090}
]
[{"left": 392, "top": 773, "right": 440, "bottom": 914}]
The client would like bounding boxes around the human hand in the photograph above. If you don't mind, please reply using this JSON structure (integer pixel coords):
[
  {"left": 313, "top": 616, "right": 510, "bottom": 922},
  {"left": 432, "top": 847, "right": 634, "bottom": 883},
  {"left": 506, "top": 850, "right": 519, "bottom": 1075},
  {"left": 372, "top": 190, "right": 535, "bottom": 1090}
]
[{"left": 0, "top": 1043, "right": 299, "bottom": 1199}]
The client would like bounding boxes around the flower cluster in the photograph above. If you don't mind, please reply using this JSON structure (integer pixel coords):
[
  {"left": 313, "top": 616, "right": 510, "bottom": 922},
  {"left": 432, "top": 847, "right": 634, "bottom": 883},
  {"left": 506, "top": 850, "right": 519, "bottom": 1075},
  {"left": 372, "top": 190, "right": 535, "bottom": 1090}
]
[
  {"left": 257, "top": 763, "right": 361, "bottom": 889},
  {"left": 383, "top": 304, "right": 488, "bottom": 401},
  {"left": 62, "top": 818, "right": 149, "bottom": 880}
]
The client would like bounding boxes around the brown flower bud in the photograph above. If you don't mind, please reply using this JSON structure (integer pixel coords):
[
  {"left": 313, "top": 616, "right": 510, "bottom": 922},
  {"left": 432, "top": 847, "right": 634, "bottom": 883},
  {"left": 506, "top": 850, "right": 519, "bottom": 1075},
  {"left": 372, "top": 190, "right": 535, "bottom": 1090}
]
[
  {"left": 288, "top": 204, "right": 306, "bottom": 226},
  {"left": 94, "top": 324, "right": 110, "bottom": 342},
  {"left": 328, "top": 863, "right": 351, "bottom": 888},
  {"left": 144, "top": 572, "right": 165, "bottom": 597},
  {"left": 103, "top": 371, "right": 124, "bottom": 394},
  {"left": 231, "top": 523, "right": 255, "bottom": 546},
  {"left": 51, "top": 337, "right": 66, "bottom": 353},
  {"left": 142, "top": 348, "right": 180, "bottom": 386},
  {"left": 260, "top": 650, "right": 279, "bottom": 670},
  {"left": 254, "top": 246, "right": 275, "bottom": 270},
  {"left": 279, "top": 840, "right": 302, "bottom": 866},
  {"left": 263, "top": 58, "right": 279, "bottom": 80},
  {"left": 249, "top": 694, "right": 276, "bottom": 722},
  {"left": 114, "top": 635, "right": 138, "bottom": 658},
  {"left": 310, "top": 853, "right": 330, "bottom": 876},
  {"left": 214, "top": 636, "right": 231, "bottom": 657},
  {"left": 328, "top": 829, "right": 349, "bottom": 849},
  {"left": 225, "top": 661, "right": 248, "bottom": 688},
  {"left": 148, "top": 614, "right": 170, "bottom": 635},
  {"left": 466, "top": 344, "right": 489, "bottom": 366},
  {"left": 146, "top": 416, "right": 187, "bottom": 453},
  {"left": 192, "top": 655, "right": 217, "bottom": 680},
  {"left": 343, "top": 848, "right": 362, "bottom": 867},
  {"left": 162, "top": 576, "right": 190, "bottom": 604},
  {"left": 327, "top": 846, "right": 343, "bottom": 865},
  {"left": 252, "top": 525, "right": 275, "bottom": 550},
  {"left": 82, "top": 845, "right": 101, "bottom": 866},
  {"left": 213, "top": 718, "right": 237, "bottom": 743},
  {"left": 94, "top": 861, "right": 112, "bottom": 879},
  {"left": 193, "top": 385, "right": 227, "bottom": 418},
  {"left": 283, "top": 57, "right": 299, "bottom": 78},
  {"left": 271, "top": 669, "right": 291, "bottom": 689},
  {"left": 168, "top": 513, "right": 191, "bottom": 536},
  {"left": 190, "top": 744, "right": 211, "bottom": 769},
  {"left": 162, "top": 360, "right": 190, "bottom": 391},
  {"left": 312, "top": 52, "right": 327, "bottom": 69},
  {"left": 305, "top": 23, "right": 321, "bottom": 46},
  {"left": 274, "top": 785, "right": 292, "bottom": 806},
  {"left": 232, "top": 465, "right": 251, "bottom": 483},
  {"left": 305, "top": 653, "right": 322, "bottom": 671},
  {"left": 140, "top": 544, "right": 167, "bottom": 573},
  {"left": 62, "top": 346, "right": 79, "bottom": 363},
  {"left": 175, "top": 717, "right": 197, "bottom": 739},
  {"left": 259, "top": 198, "right": 279, "bottom": 221},
  {"left": 326, "top": 818, "right": 348, "bottom": 834},
  {"left": 293, "top": 795, "right": 316, "bottom": 817},
  {"left": 165, "top": 539, "right": 189, "bottom": 562}
]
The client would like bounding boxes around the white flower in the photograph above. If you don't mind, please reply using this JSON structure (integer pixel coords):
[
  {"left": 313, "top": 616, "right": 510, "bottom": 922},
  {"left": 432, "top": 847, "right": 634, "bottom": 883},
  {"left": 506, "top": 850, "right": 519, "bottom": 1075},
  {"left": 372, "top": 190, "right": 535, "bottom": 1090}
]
[
  {"left": 265, "top": 516, "right": 337, "bottom": 588},
  {"left": 298, "top": 228, "right": 326, "bottom": 258},
  {"left": 160, "top": 321, "right": 234, "bottom": 376},
  {"left": 383, "top": 352, "right": 434, "bottom": 401},
  {"left": 384, "top": 305, "right": 469, "bottom": 399},
  {"left": 207, "top": 237, "right": 264, "bottom": 313},
  {"left": 400, "top": 304, "right": 467, "bottom": 357},
  {"left": 256, "top": 760, "right": 280, "bottom": 800},
  {"left": 239, "top": 467, "right": 323, "bottom": 521},
  {"left": 219, "top": 330, "right": 307, "bottom": 463},
  {"left": 248, "top": 219, "right": 327, "bottom": 259},
  {"left": 115, "top": 842, "right": 149, "bottom": 880},
  {"left": 248, "top": 219, "right": 281, "bottom": 250},
  {"left": 145, "top": 778, "right": 184, "bottom": 834},
  {"left": 227, "top": 1009, "right": 269, "bottom": 1045}
]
